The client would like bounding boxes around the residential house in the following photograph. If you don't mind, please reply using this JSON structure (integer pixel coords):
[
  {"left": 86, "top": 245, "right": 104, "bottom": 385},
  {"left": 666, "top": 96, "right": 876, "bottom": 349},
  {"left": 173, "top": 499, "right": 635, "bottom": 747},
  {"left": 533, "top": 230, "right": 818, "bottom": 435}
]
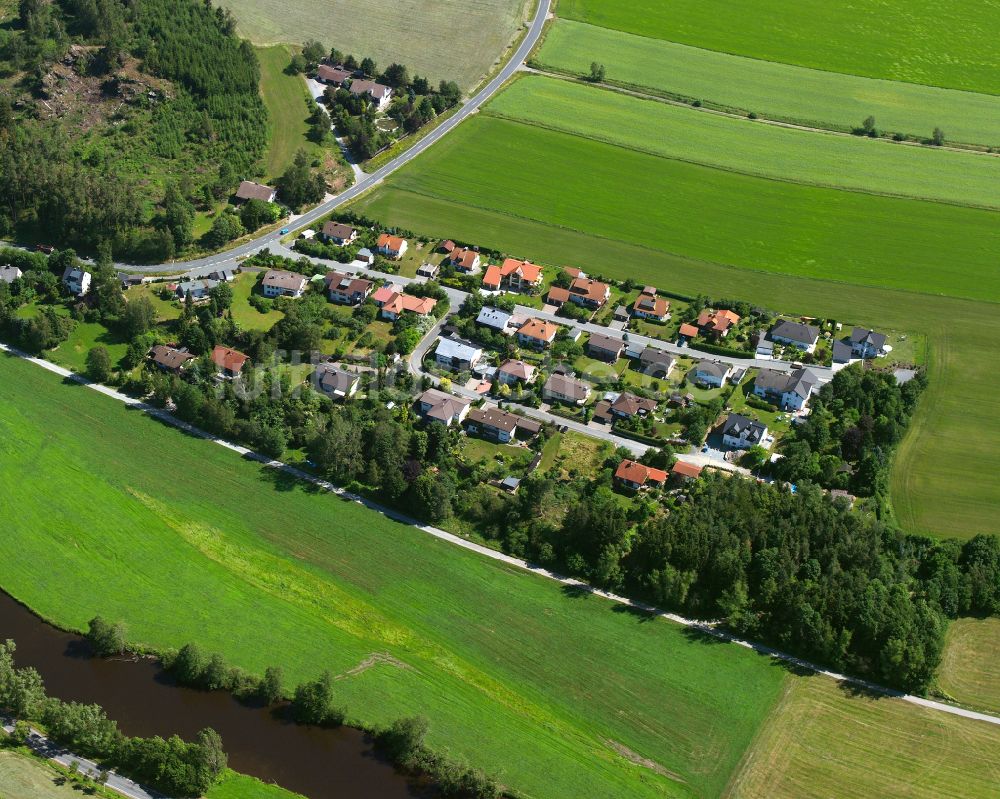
[
  {"left": 449, "top": 247, "right": 480, "bottom": 273},
  {"left": 62, "top": 267, "right": 91, "bottom": 296},
  {"left": 148, "top": 345, "right": 194, "bottom": 374},
  {"left": 496, "top": 359, "right": 536, "bottom": 386},
  {"left": 463, "top": 407, "right": 540, "bottom": 444},
  {"left": 235, "top": 180, "right": 277, "bottom": 203},
  {"left": 543, "top": 372, "right": 591, "bottom": 405},
  {"left": 211, "top": 345, "right": 249, "bottom": 378},
  {"left": 849, "top": 327, "right": 888, "bottom": 358},
  {"left": 609, "top": 392, "right": 657, "bottom": 420},
  {"left": 434, "top": 337, "right": 483, "bottom": 371},
  {"left": 325, "top": 271, "right": 373, "bottom": 305},
  {"left": 753, "top": 367, "right": 817, "bottom": 411},
  {"left": 693, "top": 359, "right": 733, "bottom": 388},
  {"left": 671, "top": 461, "right": 703, "bottom": 482},
  {"left": 314, "top": 364, "right": 360, "bottom": 399},
  {"left": 174, "top": 278, "right": 217, "bottom": 302},
  {"left": 637, "top": 347, "right": 675, "bottom": 379},
  {"left": 206, "top": 269, "right": 235, "bottom": 283},
  {"left": 567, "top": 277, "right": 610, "bottom": 309},
  {"left": 378, "top": 290, "right": 436, "bottom": 321},
  {"left": 417, "top": 388, "right": 471, "bottom": 426},
  {"left": 261, "top": 269, "right": 308, "bottom": 298},
  {"left": 321, "top": 221, "right": 358, "bottom": 245},
  {"left": 615, "top": 459, "right": 667, "bottom": 490},
  {"left": 491, "top": 258, "right": 542, "bottom": 293},
  {"left": 315, "top": 64, "right": 351, "bottom": 86},
  {"left": 348, "top": 79, "right": 392, "bottom": 110},
  {"left": 721, "top": 413, "right": 768, "bottom": 449},
  {"left": 516, "top": 318, "right": 558, "bottom": 349},
  {"left": 416, "top": 262, "right": 440, "bottom": 279},
  {"left": 770, "top": 320, "right": 820, "bottom": 353},
  {"left": 832, "top": 339, "right": 854, "bottom": 364},
  {"left": 696, "top": 309, "right": 740, "bottom": 338},
  {"left": 116, "top": 272, "right": 144, "bottom": 289},
  {"left": 0, "top": 267, "right": 23, "bottom": 284},
  {"left": 632, "top": 287, "right": 670, "bottom": 321},
  {"left": 586, "top": 332, "right": 624, "bottom": 363},
  {"left": 475, "top": 306, "right": 512, "bottom": 333},
  {"left": 376, "top": 233, "right": 408, "bottom": 259}
]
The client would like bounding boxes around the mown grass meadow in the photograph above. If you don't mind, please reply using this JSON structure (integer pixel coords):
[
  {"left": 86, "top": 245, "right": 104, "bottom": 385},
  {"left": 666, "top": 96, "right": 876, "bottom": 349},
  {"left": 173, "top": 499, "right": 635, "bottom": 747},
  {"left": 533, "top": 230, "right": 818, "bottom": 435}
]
[
  {"left": 534, "top": 19, "right": 1000, "bottom": 147},
  {"left": 937, "top": 618, "right": 1000, "bottom": 714},
  {"left": 0, "top": 354, "right": 787, "bottom": 799}
]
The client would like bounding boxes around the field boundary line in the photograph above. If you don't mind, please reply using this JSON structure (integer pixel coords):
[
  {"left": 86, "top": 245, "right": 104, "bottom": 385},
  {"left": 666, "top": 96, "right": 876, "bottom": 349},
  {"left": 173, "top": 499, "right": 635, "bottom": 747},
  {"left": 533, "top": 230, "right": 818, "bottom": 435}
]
[{"left": 4, "top": 342, "right": 1000, "bottom": 729}]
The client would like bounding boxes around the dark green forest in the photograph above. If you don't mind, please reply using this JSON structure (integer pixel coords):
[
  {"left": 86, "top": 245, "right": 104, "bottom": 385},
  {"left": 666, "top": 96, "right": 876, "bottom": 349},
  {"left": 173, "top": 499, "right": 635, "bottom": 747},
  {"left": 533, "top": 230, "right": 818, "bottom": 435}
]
[{"left": 0, "top": 0, "right": 268, "bottom": 260}]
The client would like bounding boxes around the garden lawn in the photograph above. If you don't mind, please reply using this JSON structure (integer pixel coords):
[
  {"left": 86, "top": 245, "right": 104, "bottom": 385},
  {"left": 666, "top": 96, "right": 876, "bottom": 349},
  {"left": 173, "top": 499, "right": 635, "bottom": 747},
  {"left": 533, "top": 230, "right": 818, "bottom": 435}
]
[
  {"left": 0, "top": 354, "right": 786, "bottom": 799},
  {"left": 486, "top": 76, "right": 1000, "bottom": 207},
  {"left": 226, "top": 0, "right": 530, "bottom": 89},
  {"left": 228, "top": 272, "right": 285, "bottom": 331},
  {"left": 725, "top": 677, "right": 1000, "bottom": 798},
  {"left": 556, "top": 0, "right": 1000, "bottom": 94},
  {"left": 351, "top": 188, "right": 1000, "bottom": 540},
  {"left": 373, "top": 116, "right": 1000, "bottom": 303},
  {"left": 534, "top": 20, "right": 1000, "bottom": 147},
  {"left": 207, "top": 771, "right": 307, "bottom": 799},
  {"left": 937, "top": 617, "right": 1000, "bottom": 714}
]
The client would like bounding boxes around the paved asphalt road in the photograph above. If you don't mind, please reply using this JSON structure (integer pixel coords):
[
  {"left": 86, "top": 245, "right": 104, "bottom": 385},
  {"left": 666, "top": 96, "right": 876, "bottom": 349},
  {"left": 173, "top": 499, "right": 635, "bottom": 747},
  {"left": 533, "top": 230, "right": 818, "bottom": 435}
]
[
  {"left": 118, "top": 0, "right": 552, "bottom": 273},
  {"left": 5, "top": 341, "right": 1000, "bottom": 732}
]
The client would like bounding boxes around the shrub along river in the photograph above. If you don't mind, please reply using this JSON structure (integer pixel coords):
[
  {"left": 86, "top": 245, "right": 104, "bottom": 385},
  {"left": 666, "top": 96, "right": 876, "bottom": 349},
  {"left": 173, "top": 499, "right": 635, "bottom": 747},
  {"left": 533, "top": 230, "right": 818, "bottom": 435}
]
[{"left": 0, "top": 590, "right": 419, "bottom": 798}]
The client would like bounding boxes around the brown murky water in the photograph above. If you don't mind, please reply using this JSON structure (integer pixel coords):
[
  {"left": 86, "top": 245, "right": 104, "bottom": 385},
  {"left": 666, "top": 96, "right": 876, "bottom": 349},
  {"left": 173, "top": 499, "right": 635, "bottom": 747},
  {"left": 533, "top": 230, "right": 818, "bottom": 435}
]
[{"left": 0, "top": 591, "right": 420, "bottom": 798}]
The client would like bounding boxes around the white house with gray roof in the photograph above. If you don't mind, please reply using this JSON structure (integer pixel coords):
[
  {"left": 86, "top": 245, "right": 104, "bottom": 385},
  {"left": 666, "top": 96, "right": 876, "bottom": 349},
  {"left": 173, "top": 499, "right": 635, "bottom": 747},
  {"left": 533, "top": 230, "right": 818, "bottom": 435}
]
[
  {"left": 770, "top": 320, "right": 820, "bottom": 353},
  {"left": 62, "top": 266, "right": 91, "bottom": 297},
  {"left": 0, "top": 267, "right": 22, "bottom": 284},
  {"left": 693, "top": 359, "right": 733, "bottom": 388},
  {"left": 753, "top": 367, "right": 817, "bottom": 411},
  {"left": 849, "top": 327, "right": 888, "bottom": 358},
  {"left": 476, "top": 306, "right": 513, "bottom": 332},
  {"left": 722, "top": 413, "right": 768, "bottom": 449},
  {"left": 434, "top": 337, "right": 483, "bottom": 371}
]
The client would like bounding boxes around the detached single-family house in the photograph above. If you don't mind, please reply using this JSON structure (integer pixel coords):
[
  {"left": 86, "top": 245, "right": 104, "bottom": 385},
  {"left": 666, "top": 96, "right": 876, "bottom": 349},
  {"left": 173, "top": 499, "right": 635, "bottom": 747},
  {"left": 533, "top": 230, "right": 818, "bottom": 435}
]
[
  {"left": 693, "top": 359, "right": 733, "bottom": 388},
  {"left": 418, "top": 388, "right": 471, "bottom": 426},
  {"left": 615, "top": 459, "right": 668, "bottom": 490},
  {"left": 609, "top": 392, "right": 657, "bottom": 420},
  {"left": 753, "top": 367, "right": 817, "bottom": 411},
  {"left": 586, "top": 332, "right": 624, "bottom": 362},
  {"left": 235, "top": 180, "right": 277, "bottom": 203},
  {"left": 567, "top": 277, "right": 610, "bottom": 309},
  {"left": 696, "top": 309, "right": 740, "bottom": 338},
  {"left": 117, "top": 272, "right": 144, "bottom": 289},
  {"left": 62, "top": 266, "right": 92, "bottom": 296},
  {"left": 325, "top": 271, "right": 373, "bottom": 305},
  {"left": 0, "top": 267, "right": 23, "bottom": 284},
  {"left": 463, "top": 407, "right": 540, "bottom": 443},
  {"left": 376, "top": 233, "right": 408, "bottom": 259},
  {"left": 543, "top": 372, "right": 591, "bottom": 405},
  {"left": 516, "top": 318, "right": 558, "bottom": 349},
  {"left": 721, "top": 413, "right": 768, "bottom": 449},
  {"left": 148, "top": 345, "right": 194, "bottom": 374},
  {"left": 434, "top": 337, "right": 483, "bottom": 371},
  {"left": 449, "top": 247, "right": 480, "bottom": 273},
  {"left": 349, "top": 79, "right": 392, "bottom": 110},
  {"left": 261, "top": 269, "right": 308, "bottom": 298},
  {"left": 211, "top": 345, "right": 249, "bottom": 378},
  {"left": 314, "top": 364, "right": 360, "bottom": 399},
  {"left": 476, "top": 306, "right": 512, "bottom": 333},
  {"left": 174, "top": 278, "right": 218, "bottom": 303},
  {"left": 486, "top": 258, "right": 542, "bottom": 293},
  {"left": 632, "top": 287, "right": 670, "bottom": 321},
  {"left": 638, "top": 347, "right": 675, "bottom": 379},
  {"left": 770, "top": 320, "right": 820, "bottom": 353},
  {"left": 497, "top": 359, "right": 536, "bottom": 386},
  {"left": 671, "top": 461, "right": 703, "bottom": 482},
  {"left": 321, "top": 221, "right": 358, "bottom": 245},
  {"left": 849, "top": 327, "right": 888, "bottom": 358},
  {"left": 316, "top": 64, "right": 351, "bottom": 86},
  {"left": 378, "top": 291, "right": 436, "bottom": 321}
]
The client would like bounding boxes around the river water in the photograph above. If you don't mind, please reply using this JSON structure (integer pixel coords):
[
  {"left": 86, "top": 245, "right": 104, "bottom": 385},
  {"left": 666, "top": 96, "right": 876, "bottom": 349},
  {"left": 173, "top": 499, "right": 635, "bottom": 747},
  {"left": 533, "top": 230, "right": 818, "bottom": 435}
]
[{"left": 0, "top": 591, "right": 420, "bottom": 798}]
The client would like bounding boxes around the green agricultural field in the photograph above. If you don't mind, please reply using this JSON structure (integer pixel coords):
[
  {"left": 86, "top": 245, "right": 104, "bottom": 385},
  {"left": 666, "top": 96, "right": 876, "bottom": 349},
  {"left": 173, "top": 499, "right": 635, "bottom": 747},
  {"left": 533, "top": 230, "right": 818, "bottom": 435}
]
[
  {"left": 352, "top": 189, "right": 999, "bottom": 540},
  {"left": 725, "top": 677, "right": 1000, "bottom": 798},
  {"left": 376, "top": 116, "right": 1000, "bottom": 302},
  {"left": 0, "top": 354, "right": 788, "bottom": 799},
  {"left": 227, "top": 0, "right": 530, "bottom": 89},
  {"left": 937, "top": 618, "right": 1000, "bottom": 714},
  {"left": 208, "top": 771, "right": 308, "bottom": 799},
  {"left": 534, "top": 20, "right": 1000, "bottom": 147},
  {"left": 487, "top": 76, "right": 1000, "bottom": 207},
  {"left": 556, "top": 0, "right": 1000, "bottom": 94}
]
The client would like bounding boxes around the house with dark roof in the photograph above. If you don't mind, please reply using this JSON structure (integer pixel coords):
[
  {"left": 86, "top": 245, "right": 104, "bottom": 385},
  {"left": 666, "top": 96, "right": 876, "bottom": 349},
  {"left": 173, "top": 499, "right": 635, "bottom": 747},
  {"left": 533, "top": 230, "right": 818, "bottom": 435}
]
[
  {"left": 586, "top": 333, "right": 624, "bottom": 363},
  {"left": 637, "top": 347, "right": 675, "bottom": 378},
  {"left": 321, "top": 221, "right": 358, "bottom": 245},
  {"left": 832, "top": 339, "right": 854, "bottom": 364},
  {"left": 174, "top": 278, "right": 218, "bottom": 302},
  {"left": 235, "top": 180, "right": 277, "bottom": 203},
  {"left": 849, "top": 327, "right": 888, "bottom": 358},
  {"left": 62, "top": 267, "right": 92, "bottom": 297},
  {"left": 721, "top": 413, "right": 768, "bottom": 449},
  {"left": 753, "top": 367, "right": 817, "bottom": 411},
  {"left": 348, "top": 79, "right": 392, "bottom": 110},
  {"left": 314, "top": 364, "right": 360, "bottom": 399},
  {"left": 615, "top": 459, "right": 667, "bottom": 490},
  {"left": 770, "top": 320, "right": 820, "bottom": 353},
  {"left": 148, "top": 345, "right": 194, "bottom": 374},
  {"left": 325, "top": 271, "right": 373, "bottom": 305},
  {"left": 417, "top": 389, "right": 471, "bottom": 426},
  {"left": 316, "top": 64, "right": 352, "bottom": 86},
  {"left": 543, "top": 372, "right": 591, "bottom": 405},
  {"left": 463, "top": 407, "right": 541, "bottom": 443},
  {"left": 693, "top": 359, "right": 733, "bottom": 388}
]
